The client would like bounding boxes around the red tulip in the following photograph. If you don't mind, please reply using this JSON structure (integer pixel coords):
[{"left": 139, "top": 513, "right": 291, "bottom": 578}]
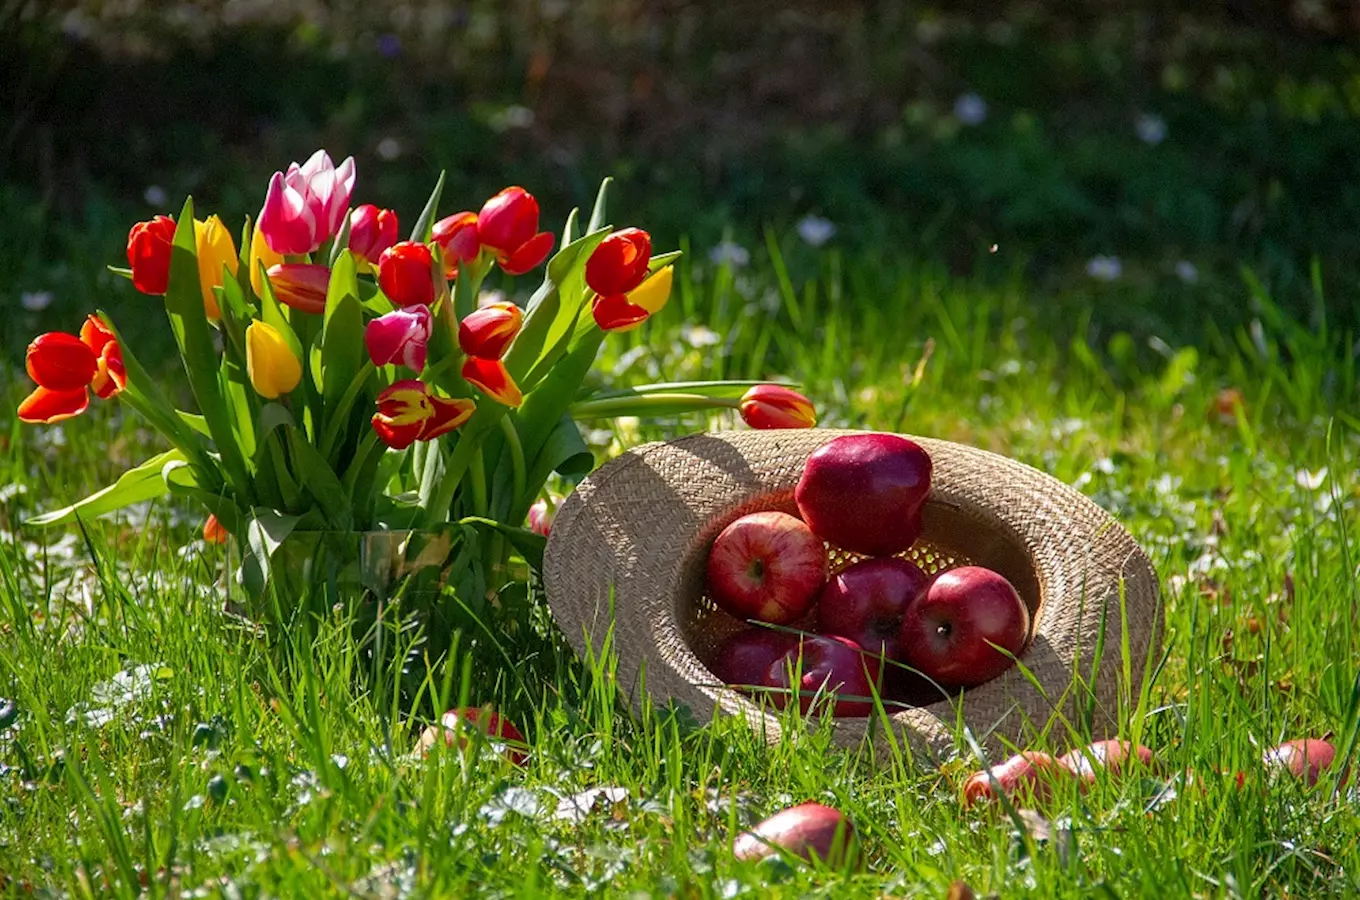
[
  {"left": 739, "top": 385, "right": 816, "bottom": 429},
  {"left": 461, "top": 357, "right": 523, "bottom": 407},
  {"left": 432, "top": 211, "right": 482, "bottom": 277},
  {"left": 458, "top": 301, "right": 523, "bottom": 360},
  {"left": 266, "top": 263, "right": 331, "bottom": 315},
  {"left": 590, "top": 266, "right": 674, "bottom": 333},
  {"left": 348, "top": 204, "right": 399, "bottom": 267},
  {"left": 371, "top": 379, "right": 476, "bottom": 450},
  {"left": 18, "top": 316, "right": 126, "bottom": 424},
  {"left": 203, "top": 514, "right": 228, "bottom": 544},
  {"left": 126, "top": 215, "right": 177, "bottom": 295},
  {"left": 476, "top": 187, "right": 554, "bottom": 275},
  {"left": 378, "top": 241, "right": 436, "bottom": 308},
  {"left": 365, "top": 305, "right": 433, "bottom": 372},
  {"left": 421, "top": 707, "right": 528, "bottom": 766},
  {"left": 585, "top": 227, "right": 652, "bottom": 296}
]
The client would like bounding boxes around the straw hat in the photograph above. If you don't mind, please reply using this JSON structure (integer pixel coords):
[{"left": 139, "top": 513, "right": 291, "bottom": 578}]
[{"left": 544, "top": 429, "right": 1160, "bottom": 763}]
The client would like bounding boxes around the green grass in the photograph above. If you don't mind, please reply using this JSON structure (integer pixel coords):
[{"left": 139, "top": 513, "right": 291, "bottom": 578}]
[{"left": 1, "top": 246, "right": 1358, "bottom": 897}]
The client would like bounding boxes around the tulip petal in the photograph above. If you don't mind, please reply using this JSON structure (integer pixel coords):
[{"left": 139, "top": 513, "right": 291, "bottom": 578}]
[
  {"left": 739, "top": 385, "right": 817, "bottom": 429},
  {"left": 458, "top": 301, "right": 523, "bottom": 359},
  {"left": 499, "top": 231, "right": 555, "bottom": 276},
  {"left": 477, "top": 186, "right": 539, "bottom": 253},
  {"left": 26, "top": 332, "right": 97, "bottom": 392},
  {"left": 267, "top": 263, "right": 331, "bottom": 315},
  {"left": 591, "top": 293, "right": 651, "bottom": 332},
  {"left": 91, "top": 342, "right": 127, "bottom": 399},
  {"left": 585, "top": 227, "right": 652, "bottom": 295},
  {"left": 461, "top": 358, "right": 523, "bottom": 407},
  {"left": 203, "top": 514, "right": 228, "bottom": 544},
  {"left": 420, "top": 393, "right": 478, "bottom": 440},
  {"left": 18, "top": 386, "right": 90, "bottom": 424},
  {"left": 365, "top": 305, "right": 432, "bottom": 372},
  {"left": 628, "top": 265, "right": 674, "bottom": 315}
]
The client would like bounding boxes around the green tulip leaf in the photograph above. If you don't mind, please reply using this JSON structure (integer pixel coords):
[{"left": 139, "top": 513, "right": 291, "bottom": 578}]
[
  {"left": 586, "top": 176, "right": 612, "bottom": 234},
  {"left": 320, "top": 252, "right": 365, "bottom": 429},
  {"left": 459, "top": 516, "right": 547, "bottom": 573},
  {"left": 24, "top": 449, "right": 188, "bottom": 527},
  {"left": 238, "top": 508, "right": 303, "bottom": 600},
  {"left": 410, "top": 170, "right": 446, "bottom": 242}
]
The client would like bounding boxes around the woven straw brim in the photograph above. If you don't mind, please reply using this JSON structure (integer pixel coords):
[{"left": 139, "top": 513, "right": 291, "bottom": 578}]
[{"left": 544, "top": 429, "right": 1160, "bottom": 762}]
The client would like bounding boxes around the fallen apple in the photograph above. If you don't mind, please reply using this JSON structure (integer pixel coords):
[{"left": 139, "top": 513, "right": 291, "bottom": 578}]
[
  {"left": 765, "top": 634, "right": 882, "bottom": 717},
  {"left": 795, "top": 433, "right": 932, "bottom": 556},
  {"left": 732, "top": 802, "right": 857, "bottom": 867},
  {"left": 1059, "top": 739, "right": 1158, "bottom": 786},
  {"left": 962, "top": 751, "right": 1073, "bottom": 807},
  {"left": 816, "top": 556, "right": 930, "bottom": 660},
  {"left": 709, "top": 628, "right": 798, "bottom": 690},
  {"left": 417, "top": 706, "right": 528, "bottom": 766},
  {"left": 1263, "top": 738, "right": 1345, "bottom": 787},
  {"left": 705, "top": 511, "right": 827, "bottom": 625},
  {"left": 900, "top": 566, "right": 1029, "bottom": 687}
]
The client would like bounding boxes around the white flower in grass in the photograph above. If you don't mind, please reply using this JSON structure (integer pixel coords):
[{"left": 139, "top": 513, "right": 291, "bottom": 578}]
[
  {"left": 143, "top": 185, "right": 168, "bottom": 207},
  {"left": 681, "top": 324, "right": 721, "bottom": 348},
  {"left": 953, "top": 92, "right": 988, "bottom": 126},
  {"left": 21, "top": 290, "right": 53, "bottom": 311},
  {"left": 707, "top": 241, "right": 750, "bottom": 268},
  {"left": 1295, "top": 467, "right": 1327, "bottom": 491},
  {"left": 1136, "top": 113, "right": 1167, "bottom": 146},
  {"left": 796, "top": 215, "right": 836, "bottom": 247},
  {"left": 1086, "top": 256, "right": 1122, "bottom": 281},
  {"left": 1175, "top": 260, "right": 1199, "bottom": 283}
]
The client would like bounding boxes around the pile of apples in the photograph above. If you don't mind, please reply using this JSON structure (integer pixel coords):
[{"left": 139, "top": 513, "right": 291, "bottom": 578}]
[{"left": 704, "top": 434, "right": 1031, "bottom": 715}]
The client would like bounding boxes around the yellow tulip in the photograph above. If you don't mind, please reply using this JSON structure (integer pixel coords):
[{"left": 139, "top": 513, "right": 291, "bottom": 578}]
[
  {"left": 629, "top": 265, "right": 673, "bottom": 315},
  {"left": 193, "top": 215, "right": 239, "bottom": 320},
  {"left": 249, "top": 224, "right": 285, "bottom": 300},
  {"left": 245, "top": 320, "right": 301, "bottom": 399}
]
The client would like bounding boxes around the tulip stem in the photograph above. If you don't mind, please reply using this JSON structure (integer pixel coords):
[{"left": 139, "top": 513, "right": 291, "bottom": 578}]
[
  {"left": 319, "top": 361, "right": 376, "bottom": 463},
  {"left": 499, "top": 415, "right": 527, "bottom": 510},
  {"left": 569, "top": 393, "right": 737, "bottom": 419},
  {"left": 468, "top": 448, "right": 488, "bottom": 518}
]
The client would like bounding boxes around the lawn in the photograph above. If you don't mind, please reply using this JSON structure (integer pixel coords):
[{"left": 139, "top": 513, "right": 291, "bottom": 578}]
[{"left": 1, "top": 235, "right": 1357, "bottom": 896}]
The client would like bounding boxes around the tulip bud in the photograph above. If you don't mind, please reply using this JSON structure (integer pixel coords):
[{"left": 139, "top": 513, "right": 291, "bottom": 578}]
[
  {"left": 80, "top": 316, "right": 126, "bottom": 400},
  {"left": 266, "top": 263, "right": 331, "bottom": 315},
  {"left": 739, "top": 384, "right": 816, "bottom": 429},
  {"left": 365, "top": 305, "right": 432, "bottom": 372},
  {"left": 528, "top": 498, "right": 554, "bottom": 538},
  {"left": 245, "top": 321, "right": 302, "bottom": 399},
  {"left": 126, "top": 215, "right": 177, "bottom": 295},
  {"left": 377, "top": 241, "right": 436, "bottom": 308},
  {"left": 457, "top": 301, "right": 523, "bottom": 360},
  {"left": 258, "top": 150, "right": 356, "bottom": 255},
  {"left": 476, "top": 187, "right": 554, "bottom": 275},
  {"left": 194, "top": 215, "right": 239, "bottom": 320},
  {"left": 590, "top": 266, "right": 673, "bottom": 333},
  {"left": 203, "top": 514, "right": 228, "bottom": 544},
  {"left": 585, "top": 227, "right": 652, "bottom": 296},
  {"left": 348, "top": 204, "right": 399, "bottom": 268},
  {"left": 249, "top": 225, "right": 285, "bottom": 300},
  {"left": 432, "top": 211, "right": 481, "bottom": 276}
]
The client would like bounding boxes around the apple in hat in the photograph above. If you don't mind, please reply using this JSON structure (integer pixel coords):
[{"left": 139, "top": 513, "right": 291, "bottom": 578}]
[
  {"left": 900, "top": 566, "right": 1029, "bottom": 687},
  {"left": 764, "top": 634, "right": 882, "bottom": 717},
  {"left": 816, "top": 557, "right": 931, "bottom": 661},
  {"left": 705, "top": 511, "right": 827, "bottom": 625},
  {"left": 794, "top": 433, "right": 932, "bottom": 556},
  {"left": 709, "top": 628, "right": 798, "bottom": 690}
]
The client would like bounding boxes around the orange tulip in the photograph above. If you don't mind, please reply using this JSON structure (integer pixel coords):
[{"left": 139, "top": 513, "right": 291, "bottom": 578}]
[
  {"left": 739, "top": 384, "right": 816, "bottom": 429},
  {"left": 371, "top": 380, "right": 476, "bottom": 450},
  {"left": 18, "top": 316, "right": 126, "bottom": 424},
  {"left": 460, "top": 357, "right": 522, "bottom": 407},
  {"left": 458, "top": 301, "right": 523, "bottom": 360}
]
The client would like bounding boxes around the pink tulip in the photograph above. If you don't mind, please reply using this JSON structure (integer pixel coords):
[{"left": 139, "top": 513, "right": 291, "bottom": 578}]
[
  {"left": 528, "top": 498, "right": 554, "bottom": 537},
  {"left": 258, "top": 150, "right": 357, "bottom": 255},
  {"left": 365, "top": 304, "right": 433, "bottom": 372},
  {"left": 348, "top": 204, "right": 399, "bottom": 267}
]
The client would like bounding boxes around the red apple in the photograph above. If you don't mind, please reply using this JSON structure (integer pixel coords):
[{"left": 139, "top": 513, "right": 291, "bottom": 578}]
[
  {"left": 899, "top": 566, "right": 1029, "bottom": 687},
  {"left": 709, "top": 628, "right": 798, "bottom": 690},
  {"left": 794, "top": 433, "right": 932, "bottom": 556},
  {"left": 1263, "top": 738, "right": 1345, "bottom": 787},
  {"left": 733, "top": 802, "right": 857, "bottom": 867},
  {"left": 1059, "top": 740, "right": 1158, "bottom": 786},
  {"left": 816, "top": 557, "right": 930, "bottom": 660},
  {"left": 764, "top": 635, "right": 882, "bottom": 717},
  {"left": 417, "top": 706, "right": 528, "bottom": 766},
  {"left": 705, "top": 511, "right": 827, "bottom": 624},
  {"left": 962, "top": 751, "right": 1073, "bottom": 807}
]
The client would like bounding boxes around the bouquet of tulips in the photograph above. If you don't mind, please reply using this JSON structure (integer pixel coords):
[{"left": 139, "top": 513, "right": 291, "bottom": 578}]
[{"left": 18, "top": 151, "right": 816, "bottom": 650}]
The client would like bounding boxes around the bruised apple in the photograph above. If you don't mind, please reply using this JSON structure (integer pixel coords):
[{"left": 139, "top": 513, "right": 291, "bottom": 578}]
[
  {"left": 795, "top": 433, "right": 933, "bottom": 556},
  {"left": 765, "top": 634, "right": 882, "bottom": 717},
  {"left": 706, "top": 511, "right": 827, "bottom": 624},
  {"left": 816, "top": 557, "right": 930, "bottom": 660},
  {"left": 900, "top": 566, "right": 1029, "bottom": 687}
]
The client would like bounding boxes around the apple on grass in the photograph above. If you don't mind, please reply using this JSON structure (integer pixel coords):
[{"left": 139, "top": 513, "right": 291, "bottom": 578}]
[
  {"left": 705, "top": 511, "right": 827, "bottom": 625},
  {"left": 795, "top": 433, "right": 932, "bottom": 556},
  {"left": 900, "top": 566, "right": 1029, "bottom": 688},
  {"left": 816, "top": 557, "right": 930, "bottom": 660},
  {"left": 764, "top": 634, "right": 882, "bottom": 717}
]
